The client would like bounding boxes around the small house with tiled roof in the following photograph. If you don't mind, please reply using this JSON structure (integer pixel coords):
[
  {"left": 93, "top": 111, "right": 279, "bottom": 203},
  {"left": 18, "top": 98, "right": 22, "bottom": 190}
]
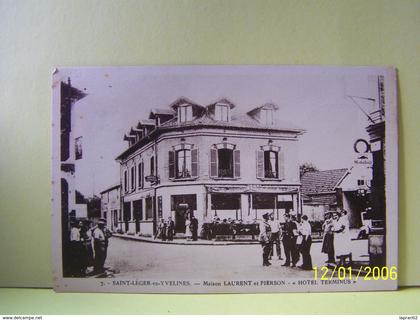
[
  {"left": 115, "top": 97, "right": 305, "bottom": 236},
  {"left": 301, "top": 167, "right": 371, "bottom": 228}
]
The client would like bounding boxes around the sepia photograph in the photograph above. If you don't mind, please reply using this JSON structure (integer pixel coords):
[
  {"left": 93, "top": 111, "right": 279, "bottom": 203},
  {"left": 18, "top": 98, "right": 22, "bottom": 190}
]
[{"left": 51, "top": 65, "right": 398, "bottom": 293}]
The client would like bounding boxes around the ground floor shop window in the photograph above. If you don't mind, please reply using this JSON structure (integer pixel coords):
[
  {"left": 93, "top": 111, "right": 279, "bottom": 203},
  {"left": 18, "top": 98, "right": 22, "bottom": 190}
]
[
  {"left": 145, "top": 197, "right": 154, "bottom": 220},
  {"left": 123, "top": 202, "right": 131, "bottom": 232},
  {"left": 133, "top": 200, "right": 142, "bottom": 233},
  {"left": 211, "top": 193, "right": 240, "bottom": 210},
  {"left": 252, "top": 193, "right": 276, "bottom": 209},
  {"left": 211, "top": 193, "right": 241, "bottom": 221},
  {"left": 277, "top": 200, "right": 293, "bottom": 212},
  {"left": 133, "top": 200, "right": 143, "bottom": 220}
]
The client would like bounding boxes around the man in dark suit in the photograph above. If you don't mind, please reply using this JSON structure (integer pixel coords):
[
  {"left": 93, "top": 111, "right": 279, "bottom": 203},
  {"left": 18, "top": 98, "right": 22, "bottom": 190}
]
[
  {"left": 190, "top": 215, "right": 199, "bottom": 241},
  {"left": 282, "top": 214, "right": 298, "bottom": 267},
  {"left": 167, "top": 216, "right": 175, "bottom": 241}
]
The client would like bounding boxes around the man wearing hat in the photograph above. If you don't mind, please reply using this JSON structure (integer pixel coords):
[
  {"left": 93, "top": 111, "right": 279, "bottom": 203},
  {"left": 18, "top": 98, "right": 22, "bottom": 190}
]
[
  {"left": 92, "top": 218, "right": 110, "bottom": 274},
  {"left": 282, "top": 213, "right": 298, "bottom": 267},
  {"left": 259, "top": 213, "right": 272, "bottom": 266}
]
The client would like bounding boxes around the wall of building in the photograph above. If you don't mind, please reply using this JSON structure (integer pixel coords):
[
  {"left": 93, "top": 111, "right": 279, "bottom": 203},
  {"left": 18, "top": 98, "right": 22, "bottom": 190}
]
[
  {"left": 118, "top": 127, "right": 302, "bottom": 235},
  {"left": 302, "top": 204, "right": 328, "bottom": 221},
  {"left": 100, "top": 187, "right": 121, "bottom": 231},
  {"left": 154, "top": 128, "right": 300, "bottom": 185}
]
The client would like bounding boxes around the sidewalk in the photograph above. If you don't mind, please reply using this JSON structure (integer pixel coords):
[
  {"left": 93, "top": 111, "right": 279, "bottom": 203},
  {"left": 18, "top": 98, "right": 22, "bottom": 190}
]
[{"left": 112, "top": 233, "right": 260, "bottom": 245}]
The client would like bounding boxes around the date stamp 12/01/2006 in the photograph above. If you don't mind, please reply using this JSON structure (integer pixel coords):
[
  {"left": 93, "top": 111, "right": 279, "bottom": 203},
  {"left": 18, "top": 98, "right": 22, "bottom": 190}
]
[{"left": 313, "top": 266, "right": 398, "bottom": 281}]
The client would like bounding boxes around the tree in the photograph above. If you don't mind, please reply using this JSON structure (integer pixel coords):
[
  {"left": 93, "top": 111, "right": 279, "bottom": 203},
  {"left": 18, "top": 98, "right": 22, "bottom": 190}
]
[{"left": 300, "top": 162, "right": 319, "bottom": 178}]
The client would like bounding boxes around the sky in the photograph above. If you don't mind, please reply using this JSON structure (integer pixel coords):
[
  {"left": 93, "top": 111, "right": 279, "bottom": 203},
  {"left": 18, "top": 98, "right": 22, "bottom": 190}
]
[{"left": 55, "top": 66, "right": 383, "bottom": 197}]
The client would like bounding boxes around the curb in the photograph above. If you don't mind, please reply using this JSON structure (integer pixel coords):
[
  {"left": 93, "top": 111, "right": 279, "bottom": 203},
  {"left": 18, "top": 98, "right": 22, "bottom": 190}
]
[{"left": 112, "top": 234, "right": 260, "bottom": 246}]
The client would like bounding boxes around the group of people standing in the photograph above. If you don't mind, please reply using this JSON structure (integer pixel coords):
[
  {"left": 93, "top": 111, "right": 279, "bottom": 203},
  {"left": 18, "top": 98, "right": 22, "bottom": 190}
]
[
  {"left": 155, "top": 214, "right": 200, "bottom": 241},
  {"left": 184, "top": 215, "right": 199, "bottom": 241},
  {"left": 68, "top": 218, "right": 111, "bottom": 277},
  {"left": 155, "top": 217, "right": 175, "bottom": 241},
  {"left": 321, "top": 210, "right": 352, "bottom": 266},
  {"left": 259, "top": 212, "right": 313, "bottom": 270}
]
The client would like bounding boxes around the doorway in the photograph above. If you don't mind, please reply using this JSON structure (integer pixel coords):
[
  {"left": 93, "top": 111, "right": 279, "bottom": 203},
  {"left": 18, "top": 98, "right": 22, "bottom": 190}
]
[
  {"left": 175, "top": 204, "right": 188, "bottom": 233},
  {"left": 171, "top": 194, "right": 197, "bottom": 233}
]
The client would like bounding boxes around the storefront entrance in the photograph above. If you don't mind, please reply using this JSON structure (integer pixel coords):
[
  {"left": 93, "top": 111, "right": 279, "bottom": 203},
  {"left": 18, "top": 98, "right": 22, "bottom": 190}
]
[{"left": 171, "top": 194, "right": 197, "bottom": 233}]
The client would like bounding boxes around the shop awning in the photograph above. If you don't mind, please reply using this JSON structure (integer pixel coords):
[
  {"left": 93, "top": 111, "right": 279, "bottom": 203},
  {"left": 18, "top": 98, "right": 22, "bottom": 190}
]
[{"left": 206, "top": 185, "right": 299, "bottom": 194}]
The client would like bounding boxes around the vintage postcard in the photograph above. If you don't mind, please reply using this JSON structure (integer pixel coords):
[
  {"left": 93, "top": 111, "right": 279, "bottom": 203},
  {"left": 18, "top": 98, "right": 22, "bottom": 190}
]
[{"left": 51, "top": 66, "right": 398, "bottom": 293}]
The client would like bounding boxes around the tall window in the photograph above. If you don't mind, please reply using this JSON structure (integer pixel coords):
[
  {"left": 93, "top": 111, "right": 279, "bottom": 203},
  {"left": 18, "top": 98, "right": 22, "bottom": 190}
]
[
  {"left": 137, "top": 162, "right": 143, "bottom": 189},
  {"left": 215, "top": 104, "right": 230, "bottom": 121},
  {"left": 130, "top": 165, "right": 136, "bottom": 190},
  {"left": 176, "top": 149, "right": 192, "bottom": 178},
  {"left": 218, "top": 149, "right": 233, "bottom": 178},
  {"left": 178, "top": 105, "right": 193, "bottom": 122},
  {"left": 257, "top": 146, "right": 284, "bottom": 180},
  {"left": 260, "top": 108, "right": 274, "bottom": 125},
  {"left": 210, "top": 144, "right": 240, "bottom": 179},
  {"left": 124, "top": 169, "right": 128, "bottom": 193},
  {"left": 150, "top": 156, "right": 155, "bottom": 176},
  {"left": 169, "top": 146, "right": 198, "bottom": 180},
  {"left": 264, "top": 150, "right": 278, "bottom": 178}
]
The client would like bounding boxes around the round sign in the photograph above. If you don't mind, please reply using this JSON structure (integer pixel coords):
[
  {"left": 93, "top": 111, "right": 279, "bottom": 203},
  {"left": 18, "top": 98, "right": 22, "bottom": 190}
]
[{"left": 353, "top": 139, "right": 370, "bottom": 153}]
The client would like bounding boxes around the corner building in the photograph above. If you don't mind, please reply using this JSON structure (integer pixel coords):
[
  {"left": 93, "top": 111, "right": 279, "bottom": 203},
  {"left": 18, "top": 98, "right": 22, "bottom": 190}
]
[{"left": 116, "top": 98, "right": 305, "bottom": 236}]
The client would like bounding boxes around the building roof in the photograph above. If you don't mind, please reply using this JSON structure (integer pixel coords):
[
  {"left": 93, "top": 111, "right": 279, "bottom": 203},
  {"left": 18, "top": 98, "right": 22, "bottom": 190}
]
[
  {"left": 159, "top": 111, "right": 303, "bottom": 132},
  {"left": 116, "top": 97, "right": 305, "bottom": 161},
  {"left": 137, "top": 119, "right": 155, "bottom": 127},
  {"left": 247, "top": 102, "right": 279, "bottom": 116},
  {"left": 100, "top": 184, "right": 121, "bottom": 194},
  {"left": 149, "top": 108, "right": 175, "bottom": 118},
  {"left": 301, "top": 168, "right": 349, "bottom": 194},
  {"left": 169, "top": 97, "right": 203, "bottom": 110},
  {"left": 207, "top": 98, "right": 236, "bottom": 109}
]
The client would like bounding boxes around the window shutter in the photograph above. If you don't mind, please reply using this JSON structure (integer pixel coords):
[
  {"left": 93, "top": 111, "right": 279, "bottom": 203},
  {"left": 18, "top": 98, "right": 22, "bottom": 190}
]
[
  {"left": 210, "top": 148, "right": 217, "bottom": 178},
  {"left": 186, "top": 106, "right": 193, "bottom": 121},
  {"left": 278, "top": 151, "right": 285, "bottom": 180},
  {"left": 256, "top": 150, "right": 264, "bottom": 179},
  {"left": 168, "top": 150, "right": 175, "bottom": 179},
  {"left": 233, "top": 149, "right": 240, "bottom": 178},
  {"left": 191, "top": 148, "right": 199, "bottom": 177}
]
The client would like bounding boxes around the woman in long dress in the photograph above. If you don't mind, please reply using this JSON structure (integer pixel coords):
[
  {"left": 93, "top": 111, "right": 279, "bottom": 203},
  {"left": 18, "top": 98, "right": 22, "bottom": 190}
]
[
  {"left": 321, "top": 212, "right": 335, "bottom": 264},
  {"left": 333, "top": 211, "right": 351, "bottom": 266},
  {"left": 185, "top": 217, "right": 192, "bottom": 240}
]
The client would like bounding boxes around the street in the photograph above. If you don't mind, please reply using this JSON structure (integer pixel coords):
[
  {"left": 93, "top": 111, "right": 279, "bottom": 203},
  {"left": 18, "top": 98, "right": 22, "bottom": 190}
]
[{"left": 105, "top": 237, "right": 369, "bottom": 280}]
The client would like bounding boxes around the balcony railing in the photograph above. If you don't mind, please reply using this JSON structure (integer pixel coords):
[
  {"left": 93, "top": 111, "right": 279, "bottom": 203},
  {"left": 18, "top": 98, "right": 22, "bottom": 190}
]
[
  {"left": 218, "top": 168, "right": 233, "bottom": 178},
  {"left": 369, "top": 109, "right": 384, "bottom": 123}
]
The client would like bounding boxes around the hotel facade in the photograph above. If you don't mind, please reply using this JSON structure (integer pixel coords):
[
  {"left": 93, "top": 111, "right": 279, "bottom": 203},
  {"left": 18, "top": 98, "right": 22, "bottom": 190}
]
[{"left": 115, "top": 98, "right": 305, "bottom": 236}]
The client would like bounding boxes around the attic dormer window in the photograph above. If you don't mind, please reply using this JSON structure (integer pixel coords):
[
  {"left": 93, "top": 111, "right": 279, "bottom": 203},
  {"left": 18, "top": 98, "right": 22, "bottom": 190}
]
[
  {"left": 215, "top": 103, "right": 230, "bottom": 122},
  {"left": 178, "top": 104, "right": 193, "bottom": 123},
  {"left": 260, "top": 108, "right": 274, "bottom": 125}
]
